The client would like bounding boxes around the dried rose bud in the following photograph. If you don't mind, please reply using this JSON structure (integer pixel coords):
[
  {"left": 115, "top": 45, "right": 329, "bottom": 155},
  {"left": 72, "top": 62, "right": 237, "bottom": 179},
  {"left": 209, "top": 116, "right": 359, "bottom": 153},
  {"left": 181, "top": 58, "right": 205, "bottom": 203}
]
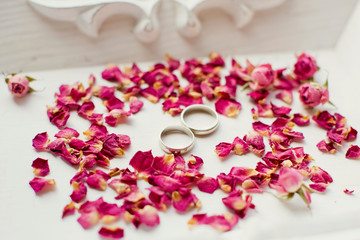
[
  {"left": 6, "top": 74, "right": 31, "bottom": 97},
  {"left": 294, "top": 53, "right": 318, "bottom": 80},
  {"left": 272, "top": 167, "right": 303, "bottom": 194},
  {"left": 249, "top": 64, "right": 275, "bottom": 91},
  {"left": 298, "top": 82, "right": 329, "bottom": 108}
]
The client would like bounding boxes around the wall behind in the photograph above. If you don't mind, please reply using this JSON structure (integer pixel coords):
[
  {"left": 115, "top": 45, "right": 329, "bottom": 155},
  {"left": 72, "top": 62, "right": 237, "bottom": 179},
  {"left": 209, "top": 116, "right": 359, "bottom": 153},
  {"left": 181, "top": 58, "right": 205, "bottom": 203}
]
[{"left": 0, "top": 0, "right": 357, "bottom": 72}]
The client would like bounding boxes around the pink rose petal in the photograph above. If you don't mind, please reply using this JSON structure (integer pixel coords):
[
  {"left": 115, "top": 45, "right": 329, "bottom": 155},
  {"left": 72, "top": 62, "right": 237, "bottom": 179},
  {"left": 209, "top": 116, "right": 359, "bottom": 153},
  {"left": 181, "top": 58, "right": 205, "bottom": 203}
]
[
  {"left": 70, "top": 181, "right": 87, "bottom": 203},
  {"left": 54, "top": 127, "right": 79, "bottom": 139},
  {"left": 222, "top": 189, "right": 255, "bottom": 218},
  {"left": 29, "top": 177, "right": 56, "bottom": 193},
  {"left": 232, "top": 137, "right": 249, "bottom": 155},
  {"left": 275, "top": 89, "right": 293, "bottom": 104},
  {"left": 188, "top": 213, "right": 239, "bottom": 232},
  {"left": 196, "top": 176, "right": 218, "bottom": 194},
  {"left": 32, "top": 132, "right": 50, "bottom": 151},
  {"left": 129, "top": 150, "right": 154, "bottom": 177},
  {"left": 187, "top": 155, "right": 204, "bottom": 170},
  {"left": 215, "top": 97, "right": 241, "bottom": 118},
  {"left": 345, "top": 145, "right": 360, "bottom": 159},
  {"left": 152, "top": 154, "right": 176, "bottom": 175},
  {"left": 252, "top": 121, "right": 270, "bottom": 136},
  {"left": 215, "top": 142, "right": 234, "bottom": 158},
  {"left": 62, "top": 201, "right": 76, "bottom": 218},
  {"left": 98, "top": 227, "right": 124, "bottom": 239},
  {"left": 291, "top": 113, "right": 310, "bottom": 126},
  {"left": 312, "top": 110, "right": 336, "bottom": 130},
  {"left": 31, "top": 158, "right": 50, "bottom": 177},
  {"left": 344, "top": 189, "right": 354, "bottom": 195},
  {"left": 243, "top": 132, "right": 265, "bottom": 156}
]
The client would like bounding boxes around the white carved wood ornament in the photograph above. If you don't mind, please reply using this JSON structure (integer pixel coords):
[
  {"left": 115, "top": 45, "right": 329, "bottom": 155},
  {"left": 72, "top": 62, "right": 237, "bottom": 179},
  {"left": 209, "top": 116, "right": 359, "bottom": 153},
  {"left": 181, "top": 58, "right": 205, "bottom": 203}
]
[{"left": 28, "top": 0, "right": 286, "bottom": 42}]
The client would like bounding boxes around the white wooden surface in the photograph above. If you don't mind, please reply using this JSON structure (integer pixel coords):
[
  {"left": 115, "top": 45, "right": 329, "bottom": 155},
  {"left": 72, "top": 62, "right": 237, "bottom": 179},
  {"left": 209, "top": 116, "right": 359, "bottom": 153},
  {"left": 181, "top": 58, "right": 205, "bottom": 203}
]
[{"left": 0, "top": 0, "right": 358, "bottom": 72}]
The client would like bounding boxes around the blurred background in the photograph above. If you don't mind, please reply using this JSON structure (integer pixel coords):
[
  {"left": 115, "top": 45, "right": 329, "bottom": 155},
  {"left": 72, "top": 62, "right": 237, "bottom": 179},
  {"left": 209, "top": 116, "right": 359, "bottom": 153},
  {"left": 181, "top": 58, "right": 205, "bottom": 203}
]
[{"left": 0, "top": 0, "right": 358, "bottom": 72}]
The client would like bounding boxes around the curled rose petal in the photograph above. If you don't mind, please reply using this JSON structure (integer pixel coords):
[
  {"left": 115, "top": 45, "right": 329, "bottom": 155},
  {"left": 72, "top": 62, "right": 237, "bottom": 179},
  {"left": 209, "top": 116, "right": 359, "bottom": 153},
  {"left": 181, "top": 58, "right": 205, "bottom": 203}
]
[
  {"left": 252, "top": 121, "right": 270, "bottom": 136},
  {"left": 86, "top": 170, "right": 110, "bottom": 191},
  {"left": 309, "top": 166, "right": 333, "bottom": 185},
  {"left": 147, "top": 186, "right": 171, "bottom": 211},
  {"left": 31, "top": 158, "right": 50, "bottom": 177},
  {"left": 101, "top": 133, "right": 126, "bottom": 158},
  {"left": 271, "top": 102, "right": 291, "bottom": 117},
  {"left": 345, "top": 145, "right": 360, "bottom": 159},
  {"left": 316, "top": 140, "right": 337, "bottom": 154},
  {"left": 92, "top": 85, "right": 115, "bottom": 100},
  {"left": 251, "top": 103, "right": 274, "bottom": 119},
  {"left": 215, "top": 98, "right": 241, "bottom": 118},
  {"left": 242, "top": 179, "right": 263, "bottom": 193},
  {"left": 98, "top": 227, "right": 124, "bottom": 239},
  {"left": 344, "top": 189, "right": 354, "bottom": 194},
  {"left": 46, "top": 104, "right": 70, "bottom": 129},
  {"left": 312, "top": 110, "right": 336, "bottom": 130},
  {"left": 187, "top": 155, "right": 204, "bottom": 170},
  {"left": 103, "top": 97, "right": 125, "bottom": 112},
  {"left": 327, "top": 128, "right": 348, "bottom": 145},
  {"left": 83, "top": 124, "right": 108, "bottom": 140},
  {"left": 77, "top": 211, "right": 100, "bottom": 229},
  {"left": 172, "top": 188, "right": 201, "bottom": 212},
  {"left": 275, "top": 89, "right": 293, "bottom": 104},
  {"left": 222, "top": 190, "right": 255, "bottom": 218},
  {"left": 135, "top": 205, "right": 160, "bottom": 227},
  {"left": 217, "top": 173, "right": 236, "bottom": 193},
  {"left": 188, "top": 213, "right": 239, "bottom": 232},
  {"left": 105, "top": 109, "right": 131, "bottom": 127},
  {"left": 148, "top": 175, "right": 181, "bottom": 193},
  {"left": 232, "top": 137, "right": 249, "bottom": 155},
  {"left": 345, "top": 127, "right": 358, "bottom": 141},
  {"left": 70, "top": 181, "right": 87, "bottom": 203},
  {"left": 129, "top": 150, "right": 154, "bottom": 177},
  {"left": 98, "top": 202, "right": 122, "bottom": 223},
  {"left": 62, "top": 201, "right": 76, "bottom": 218},
  {"left": 291, "top": 113, "right": 310, "bottom": 126},
  {"left": 152, "top": 154, "right": 176, "bottom": 175},
  {"left": 129, "top": 96, "right": 144, "bottom": 114},
  {"left": 77, "top": 101, "right": 95, "bottom": 118},
  {"left": 243, "top": 132, "right": 265, "bottom": 156},
  {"left": 215, "top": 142, "right": 234, "bottom": 158},
  {"left": 32, "top": 132, "right": 50, "bottom": 151},
  {"left": 54, "top": 127, "right": 79, "bottom": 139},
  {"left": 29, "top": 177, "right": 56, "bottom": 193},
  {"left": 174, "top": 154, "right": 186, "bottom": 170},
  {"left": 196, "top": 176, "right": 218, "bottom": 194}
]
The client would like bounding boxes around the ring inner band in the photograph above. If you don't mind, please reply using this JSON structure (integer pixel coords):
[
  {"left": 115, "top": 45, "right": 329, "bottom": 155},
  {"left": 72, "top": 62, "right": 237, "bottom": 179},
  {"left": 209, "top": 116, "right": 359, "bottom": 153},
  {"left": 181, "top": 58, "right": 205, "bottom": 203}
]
[
  {"left": 181, "top": 105, "right": 219, "bottom": 135},
  {"left": 160, "top": 126, "right": 194, "bottom": 154}
]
